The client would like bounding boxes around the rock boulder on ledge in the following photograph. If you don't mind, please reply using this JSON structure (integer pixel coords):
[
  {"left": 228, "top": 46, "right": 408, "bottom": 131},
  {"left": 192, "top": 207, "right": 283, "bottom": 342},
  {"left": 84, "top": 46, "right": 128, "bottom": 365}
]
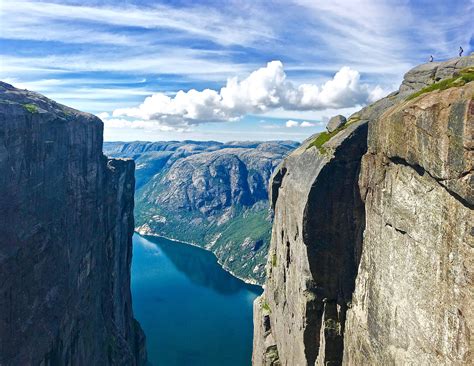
[{"left": 326, "top": 115, "right": 347, "bottom": 132}]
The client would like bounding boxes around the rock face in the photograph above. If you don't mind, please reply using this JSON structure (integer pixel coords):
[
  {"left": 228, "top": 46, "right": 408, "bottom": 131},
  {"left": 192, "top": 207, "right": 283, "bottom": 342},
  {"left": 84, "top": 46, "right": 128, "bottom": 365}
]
[
  {"left": 253, "top": 55, "right": 473, "bottom": 365},
  {"left": 253, "top": 120, "right": 369, "bottom": 366},
  {"left": 344, "top": 79, "right": 473, "bottom": 366},
  {"left": 104, "top": 140, "right": 298, "bottom": 284},
  {"left": 326, "top": 115, "right": 346, "bottom": 133},
  {"left": 0, "top": 82, "right": 146, "bottom": 365}
]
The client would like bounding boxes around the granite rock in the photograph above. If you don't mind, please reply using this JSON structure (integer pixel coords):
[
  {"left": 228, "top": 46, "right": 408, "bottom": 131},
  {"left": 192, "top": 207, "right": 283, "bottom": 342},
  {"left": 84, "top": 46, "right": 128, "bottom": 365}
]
[
  {"left": 343, "top": 80, "right": 473, "bottom": 366},
  {"left": 0, "top": 82, "right": 147, "bottom": 365},
  {"left": 326, "top": 115, "right": 347, "bottom": 133},
  {"left": 253, "top": 55, "right": 474, "bottom": 365}
]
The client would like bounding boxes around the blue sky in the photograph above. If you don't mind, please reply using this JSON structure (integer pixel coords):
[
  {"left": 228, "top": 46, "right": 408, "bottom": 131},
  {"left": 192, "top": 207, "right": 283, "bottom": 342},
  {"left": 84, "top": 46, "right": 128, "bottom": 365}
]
[{"left": 1, "top": 0, "right": 473, "bottom": 141}]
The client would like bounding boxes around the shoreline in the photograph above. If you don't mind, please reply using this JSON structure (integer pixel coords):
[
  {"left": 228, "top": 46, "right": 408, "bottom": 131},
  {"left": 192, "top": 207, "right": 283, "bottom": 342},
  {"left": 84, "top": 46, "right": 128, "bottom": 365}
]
[{"left": 134, "top": 229, "right": 263, "bottom": 287}]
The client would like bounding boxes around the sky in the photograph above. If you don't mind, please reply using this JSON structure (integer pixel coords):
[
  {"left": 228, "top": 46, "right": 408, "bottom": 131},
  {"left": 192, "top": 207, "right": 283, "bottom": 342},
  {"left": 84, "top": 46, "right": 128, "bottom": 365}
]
[{"left": 1, "top": 0, "right": 473, "bottom": 142}]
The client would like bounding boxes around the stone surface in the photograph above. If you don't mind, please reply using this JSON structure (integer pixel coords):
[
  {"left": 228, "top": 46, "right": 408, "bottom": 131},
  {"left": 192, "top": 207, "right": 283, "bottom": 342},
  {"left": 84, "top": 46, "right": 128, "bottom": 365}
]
[
  {"left": 105, "top": 140, "right": 298, "bottom": 284},
  {"left": 0, "top": 82, "right": 146, "bottom": 365},
  {"left": 253, "top": 119, "right": 369, "bottom": 366},
  {"left": 343, "top": 81, "right": 474, "bottom": 366},
  {"left": 399, "top": 54, "right": 474, "bottom": 95},
  {"left": 326, "top": 115, "right": 347, "bottom": 133},
  {"left": 253, "top": 55, "right": 474, "bottom": 365}
]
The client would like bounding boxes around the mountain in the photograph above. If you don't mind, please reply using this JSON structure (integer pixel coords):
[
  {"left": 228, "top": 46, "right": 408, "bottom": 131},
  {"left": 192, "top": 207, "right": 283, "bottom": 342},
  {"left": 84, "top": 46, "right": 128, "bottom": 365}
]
[
  {"left": 0, "top": 82, "right": 146, "bottom": 365},
  {"left": 104, "top": 140, "right": 298, "bottom": 284},
  {"left": 253, "top": 55, "right": 474, "bottom": 365}
]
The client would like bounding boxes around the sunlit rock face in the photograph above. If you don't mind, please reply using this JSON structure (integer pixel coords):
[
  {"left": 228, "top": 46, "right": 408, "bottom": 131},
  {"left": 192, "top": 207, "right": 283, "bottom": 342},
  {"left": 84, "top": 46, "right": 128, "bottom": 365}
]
[
  {"left": 344, "top": 78, "right": 473, "bottom": 366},
  {"left": 253, "top": 55, "right": 474, "bottom": 365},
  {"left": 0, "top": 82, "right": 146, "bottom": 365}
]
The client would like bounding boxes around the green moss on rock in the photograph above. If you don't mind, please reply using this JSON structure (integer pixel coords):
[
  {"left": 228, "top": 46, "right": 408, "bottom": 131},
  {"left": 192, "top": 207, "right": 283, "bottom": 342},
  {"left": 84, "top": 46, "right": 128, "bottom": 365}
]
[
  {"left": 406, "top": 67, "right": 474, "bottom": 101},
  {"left": 307, "top": 118, "right": 356, "bottom": 154},
  {"left": 262, "top": 300, "right": 271, "bottom": 313},
  {"left": 23, "top": 103, "right": 38, "bottom": 113}
]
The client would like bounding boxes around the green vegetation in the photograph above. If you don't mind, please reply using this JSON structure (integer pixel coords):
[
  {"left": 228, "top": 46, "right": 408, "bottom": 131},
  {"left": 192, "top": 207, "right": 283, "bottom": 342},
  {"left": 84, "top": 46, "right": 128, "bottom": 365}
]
[
  {"left": 271, "top": 253, "right": 277, "bottom": 267},
  {"left": 134, "top": 201, "right": 271, "bottom": 284},
  {"left": 262, "top": 300, "right": 271, "bottom": 313},
  {"left": 23, "top": 103, "right": 38, "bottom": 113},
  {"left": 307, "top": 116, "right": 359, "bottom": 154},
  {"left": 406, "top": 67, "right": 474, "bottom": 101}
]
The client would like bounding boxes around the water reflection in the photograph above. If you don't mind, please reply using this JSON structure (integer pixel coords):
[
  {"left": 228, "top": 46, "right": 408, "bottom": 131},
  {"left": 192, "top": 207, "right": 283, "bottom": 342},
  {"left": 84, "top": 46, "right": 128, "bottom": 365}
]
[
  {"left": 143, "top": 235, "right": 260, "bottom": 295},
  {"left": 132, "top": 234, "right": 262, "bottom": 366}
]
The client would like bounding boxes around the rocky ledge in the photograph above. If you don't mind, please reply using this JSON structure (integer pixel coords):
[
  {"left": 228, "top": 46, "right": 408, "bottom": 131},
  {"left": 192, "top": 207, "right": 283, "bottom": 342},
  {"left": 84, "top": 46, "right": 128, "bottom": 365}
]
[{"left": 0, "top": 82, "right": 147, "bottom": 365}]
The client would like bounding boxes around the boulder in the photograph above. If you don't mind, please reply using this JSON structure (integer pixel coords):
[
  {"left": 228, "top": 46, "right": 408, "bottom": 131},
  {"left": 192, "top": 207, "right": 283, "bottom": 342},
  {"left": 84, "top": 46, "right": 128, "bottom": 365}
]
[{"left": 326, "top": 115, "right": 346, "bottom": 132}]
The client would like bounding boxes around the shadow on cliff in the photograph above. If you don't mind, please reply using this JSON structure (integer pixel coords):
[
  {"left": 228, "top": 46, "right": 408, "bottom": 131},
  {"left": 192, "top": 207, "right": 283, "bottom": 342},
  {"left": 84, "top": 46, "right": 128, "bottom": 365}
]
[{"left": 302, "top": 123, "right": 368, "bottom": 365}]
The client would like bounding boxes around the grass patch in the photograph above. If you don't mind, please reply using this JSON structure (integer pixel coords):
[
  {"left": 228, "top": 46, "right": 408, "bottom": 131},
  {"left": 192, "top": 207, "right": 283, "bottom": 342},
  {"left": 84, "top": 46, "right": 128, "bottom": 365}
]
[
  {"left": 307, "top": 125, "right": 347, "bottom": 154},
  {"left": 306, "top": 114, "right": 361, "bottom": 154},
  {"left": 271, "top": 253, "right": 277, "bottom": 267},
  {"left": 262, "top": 300, "right": 271, "bottom": 313},
  {"left": 406, "top": 67, "right": 474, "bottom": 101},
  {"left": 23, "top": 103, "right": 38, "bottom": 113}
]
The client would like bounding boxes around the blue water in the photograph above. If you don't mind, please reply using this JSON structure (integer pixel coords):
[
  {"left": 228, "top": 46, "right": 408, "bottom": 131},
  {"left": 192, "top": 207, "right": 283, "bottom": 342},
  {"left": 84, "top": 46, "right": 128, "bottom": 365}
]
[{"left": 131, "top": 234, "right": 263, "bottom": 366}]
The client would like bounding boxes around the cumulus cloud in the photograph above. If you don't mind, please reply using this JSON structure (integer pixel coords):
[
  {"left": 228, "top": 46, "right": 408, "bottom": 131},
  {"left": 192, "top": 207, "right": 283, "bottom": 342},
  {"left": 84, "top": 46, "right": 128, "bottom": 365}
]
[
  {"left": 102, "top": 118, "right": 187, "bottom": 132},
  {"left": 286, "top": 120, "right": 300, "bottom": 128},
  {"left": 286, "top": 120, "right": 320, "bottom": 128},
  {"left": 96, "top": 112, "right": 110, "bottom": 120},
  {"left": 111, "top": 61, "right": 381, "bottom": 128}
]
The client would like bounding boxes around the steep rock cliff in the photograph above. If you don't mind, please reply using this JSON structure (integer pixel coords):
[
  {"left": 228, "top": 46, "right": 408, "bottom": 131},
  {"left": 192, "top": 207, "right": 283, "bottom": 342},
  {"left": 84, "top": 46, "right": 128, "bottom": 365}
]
[
  {"left": 0, "top": 82, "right": 146, "bottom": 365},
  {"left": 253, "top": 55, "right": 473, "bottom": 365},
  {"left": 343, "top": 76, "right": 473, "bottom": 365}
]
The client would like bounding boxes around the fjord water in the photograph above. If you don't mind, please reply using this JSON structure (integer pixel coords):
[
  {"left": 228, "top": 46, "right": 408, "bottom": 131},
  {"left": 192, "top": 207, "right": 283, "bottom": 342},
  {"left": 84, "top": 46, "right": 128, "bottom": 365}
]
[{"left": 131, "top": 234, "right": 263, "bottom": 366}]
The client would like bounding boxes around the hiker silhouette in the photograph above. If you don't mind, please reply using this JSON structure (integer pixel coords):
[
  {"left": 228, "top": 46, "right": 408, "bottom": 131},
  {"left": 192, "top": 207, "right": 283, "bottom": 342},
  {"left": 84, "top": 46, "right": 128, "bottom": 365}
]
[{"left": 459, "top": 46, "right": 463, "bottom": 57}]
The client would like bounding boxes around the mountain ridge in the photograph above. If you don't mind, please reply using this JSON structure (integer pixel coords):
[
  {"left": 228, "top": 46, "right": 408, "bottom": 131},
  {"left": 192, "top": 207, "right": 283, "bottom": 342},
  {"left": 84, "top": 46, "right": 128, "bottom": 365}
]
[{"left": 104, "top": 139, "right": 299, "bottom": 284}]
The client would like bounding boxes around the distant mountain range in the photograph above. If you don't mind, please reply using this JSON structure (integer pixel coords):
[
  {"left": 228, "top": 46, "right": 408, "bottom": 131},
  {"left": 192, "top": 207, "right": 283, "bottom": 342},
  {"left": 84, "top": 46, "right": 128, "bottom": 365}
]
[{"left": 104, "top": 140, "right": 299, "bottom": 284}]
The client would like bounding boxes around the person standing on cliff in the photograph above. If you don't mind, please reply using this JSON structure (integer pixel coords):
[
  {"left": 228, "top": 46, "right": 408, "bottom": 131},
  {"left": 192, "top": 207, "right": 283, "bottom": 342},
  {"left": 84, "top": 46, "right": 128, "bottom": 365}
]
[
  {"left": 459, "top": 46, "right": 463, "bottom": 57},
  {"left": 429, "top": 55, "right": 433, "bottom": 62}
]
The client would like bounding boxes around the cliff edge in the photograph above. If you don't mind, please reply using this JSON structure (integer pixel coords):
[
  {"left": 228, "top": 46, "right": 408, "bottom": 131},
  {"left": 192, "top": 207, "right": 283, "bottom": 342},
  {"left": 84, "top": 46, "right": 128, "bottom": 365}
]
[
  {"left": 253, "top": 55, "right": 473, "bottom": 365},
  {"left": 0, "top": 83, "right": 147, "bottom": 365}
]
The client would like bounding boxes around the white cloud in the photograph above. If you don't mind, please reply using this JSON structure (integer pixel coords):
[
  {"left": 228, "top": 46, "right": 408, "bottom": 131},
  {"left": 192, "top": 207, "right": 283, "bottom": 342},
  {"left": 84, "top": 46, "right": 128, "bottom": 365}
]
[
  {"left": 285, "top": 120, "right": 319, "bottom": 128},
  {"left": 286, "top": 120, "right": 300, "bottom": 128},
  {"left": 96, "top": 112, "right": 110, "bottom": 120},
  {"left": 102, "top": 118, "right": 187, "bottom": 132},
  {"left": 1, "top": 1, "right": 273, "bottom": 47},
  {"left": 112, "top": 61, "right": 378, "bottom": 127}
]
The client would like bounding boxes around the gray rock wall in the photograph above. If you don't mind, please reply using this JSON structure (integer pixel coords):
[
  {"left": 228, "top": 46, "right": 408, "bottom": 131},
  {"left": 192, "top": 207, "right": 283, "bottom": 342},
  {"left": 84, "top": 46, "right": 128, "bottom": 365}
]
[
  {"left": 253, "top": 120, "right": 369, "bottom": 366},
  {"left": 253, "top": 56, "right": 473, "bottom": 365},
  {"left": 0, "top": 82, "right": 146, "bottom": 365},
  {"left": 343, "top": 81, "right": 473, "bottom": 365}
]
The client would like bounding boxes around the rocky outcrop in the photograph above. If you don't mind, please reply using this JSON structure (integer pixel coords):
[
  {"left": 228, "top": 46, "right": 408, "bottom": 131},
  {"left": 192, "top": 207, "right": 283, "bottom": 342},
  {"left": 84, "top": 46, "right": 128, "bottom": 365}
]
[
  {"left": 343, "top": 78, "right": 473, "bottom": 366},
  {"left": 253, "top": 55, "right": 473, "bottom": 365},
  {"left": 0, "top": 82, "right": 146, "bottom": 365},
  {"left": 105, "top": 140, "right": 298, "bottom": 284},
  {"left": 253, "top": 119, "right": 369, "bottom": 366},
  {"left": 326, "top": 115, "right": 347, "bottom": 133}
]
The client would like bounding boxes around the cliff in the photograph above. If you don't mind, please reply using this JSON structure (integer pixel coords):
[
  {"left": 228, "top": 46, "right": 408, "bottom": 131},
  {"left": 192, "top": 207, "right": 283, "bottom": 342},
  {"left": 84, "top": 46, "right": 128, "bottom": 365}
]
[
  {"left": 104, "top": 140, "right": 298, "bottom": 284},
  {"left": 0, "top": 83, "right": 147, "bottom": 365},
  {"left": 253, "top": 55, "right": 474, "bottom": 365}
]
